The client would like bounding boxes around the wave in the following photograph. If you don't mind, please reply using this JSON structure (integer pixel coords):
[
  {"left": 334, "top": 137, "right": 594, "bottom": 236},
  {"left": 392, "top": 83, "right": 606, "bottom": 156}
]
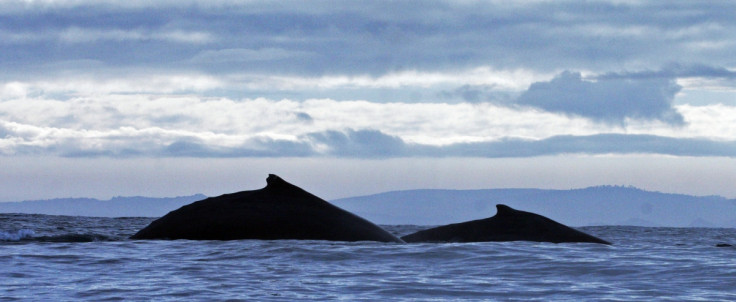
[
  {"left": 0, "top": 229, "right": 36, "bottom": 241},
  {"left": 1, "top": 229, "right": 114, "bottom": 243},
  {"left": 32, "top": 233, "right": 114, "bottom": 242}
]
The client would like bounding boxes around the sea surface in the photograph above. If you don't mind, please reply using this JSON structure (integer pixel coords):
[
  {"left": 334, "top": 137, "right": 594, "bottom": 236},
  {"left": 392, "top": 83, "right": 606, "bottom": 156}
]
[{"left": 2, "top": 214, "right": 735, "bottom": 301}]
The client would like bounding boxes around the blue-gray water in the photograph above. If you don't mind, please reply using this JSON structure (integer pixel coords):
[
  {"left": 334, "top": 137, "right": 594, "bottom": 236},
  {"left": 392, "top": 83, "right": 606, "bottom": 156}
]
[{"left": 2, "top": 214, "right": 735, "bottom": 301}]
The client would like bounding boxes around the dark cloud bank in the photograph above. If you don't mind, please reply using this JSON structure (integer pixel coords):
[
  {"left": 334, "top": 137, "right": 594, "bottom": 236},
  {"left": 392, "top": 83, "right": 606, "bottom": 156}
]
[
  {"left": 515, "top": 71, "right": 684, "bottom": 125},
  {"left": 5, "top": 1, "right": 736, "bottom": 77},
  {"left": 449, "top": 70, "right": 686, "bottom": 125}
]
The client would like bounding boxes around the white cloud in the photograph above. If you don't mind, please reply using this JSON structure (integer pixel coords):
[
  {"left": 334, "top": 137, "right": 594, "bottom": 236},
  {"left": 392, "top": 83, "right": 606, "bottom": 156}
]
[
  {"left": 677, "top": 77, "right": 736, "bottom": 92},
  {"left": 233, "top": 67, "right": 549, "bottom": 91},
  {"left": 0, "top": 75, "right": 224, "bottom": 97},
  {"left": 0, "top": 67, "right": 546, "bottom": 98},
  {"left": 675, "top": 104, "right": 736, "bottom": 140},
  {"left": 0, "top": 0, "right": 267, "bottom": 12},
  {"left": 0, "top": 82, "right": 29, "bottom": 98},
  {"left": 0, "top": 30, "right": 45, "bottom": 43},
  {"left": 59, "top": 27, "right": 214, "bottom": 44},
  {"left": 1, "top": 88, "right": 735, "bottom": 157},
  {"left": 0, "top": 27, "right": 214, "bottom": 44}
]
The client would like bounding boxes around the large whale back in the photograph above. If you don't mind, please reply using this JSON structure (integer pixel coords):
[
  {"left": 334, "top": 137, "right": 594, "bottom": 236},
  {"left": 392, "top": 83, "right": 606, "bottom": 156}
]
[
  {"left": 131, "top": 174, "right": 403, "bottom": 243},
  {"left": 401, "top": 204, "right": 611, "bottom": 244}
]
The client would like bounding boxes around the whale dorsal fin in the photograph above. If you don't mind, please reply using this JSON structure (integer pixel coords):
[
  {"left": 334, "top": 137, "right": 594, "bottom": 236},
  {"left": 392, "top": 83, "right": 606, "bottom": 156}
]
[
  {"left": 495, "top": 204, "right": 515, "bottom": 216},
  {"left": 266, "top": 174, "right": 286, "bottom": 187},
  {"left": 266, "top": 174, "right": 304, "bottom": 191},
  {"left": 263, "top": 174, "right": 320, "bottom": 202}
]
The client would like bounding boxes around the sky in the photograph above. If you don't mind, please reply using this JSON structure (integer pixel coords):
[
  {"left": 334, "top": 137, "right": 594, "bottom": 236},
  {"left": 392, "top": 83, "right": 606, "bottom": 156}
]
[{"left": 1, "top": 0, "right": 736, "bottom": 202}]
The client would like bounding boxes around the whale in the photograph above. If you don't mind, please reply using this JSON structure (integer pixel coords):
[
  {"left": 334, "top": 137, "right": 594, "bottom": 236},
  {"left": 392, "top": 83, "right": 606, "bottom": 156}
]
[
  {"left": 131, "top": 174, "right": 404, "bottom": 243},
  {"left": 401, "top": 204, "right": 611, "bottom": 245}
]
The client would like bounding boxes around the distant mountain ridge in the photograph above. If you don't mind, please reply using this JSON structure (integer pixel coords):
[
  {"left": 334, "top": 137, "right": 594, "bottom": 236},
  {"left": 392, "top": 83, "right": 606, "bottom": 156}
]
[
  {"left": 0, "top": 195, "right": 206, "bottom": 217},
  {"left": 332, "top": 186, "right": 736, "bottom": 227},
  {"left": 1, "top": 186, "right": 735, "bottom": 228}
]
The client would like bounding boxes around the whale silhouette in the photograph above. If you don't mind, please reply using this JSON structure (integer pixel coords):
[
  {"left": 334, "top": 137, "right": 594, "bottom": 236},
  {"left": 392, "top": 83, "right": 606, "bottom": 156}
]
[
  {"left": 131, "top": 174, "right": 403, "bottom": 243},
  {"left": 401, "top": 204, "right": 611, "bottom": 244}
]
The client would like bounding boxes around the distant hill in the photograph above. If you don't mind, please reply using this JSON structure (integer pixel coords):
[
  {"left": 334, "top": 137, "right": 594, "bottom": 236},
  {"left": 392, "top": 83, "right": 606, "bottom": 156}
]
[
  {"left": 0, "top": 195, "right": 206, "bottom": 217},
  {"left": 332, "top": 186, "right": 736, "bottom": 227},
  {"left": 2, "top": 186, "right": 735, "bottom": 227}
]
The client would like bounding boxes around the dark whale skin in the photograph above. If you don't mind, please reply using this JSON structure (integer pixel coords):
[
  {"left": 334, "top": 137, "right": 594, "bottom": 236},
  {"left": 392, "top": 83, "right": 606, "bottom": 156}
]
[
  {"left": 131, "top": 174, "right": 403, "bottom": 243},
  {"left": 401, "top": 204, "right": 611, "bottom": 245}
]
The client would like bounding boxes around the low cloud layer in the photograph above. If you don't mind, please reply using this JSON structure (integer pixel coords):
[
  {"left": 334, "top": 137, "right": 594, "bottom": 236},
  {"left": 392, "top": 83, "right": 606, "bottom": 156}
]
[
  {"left": 423, "top": 134, "right": 736, "bottom": 158},
  {"left": 3, "top": 121, "right": 735, "bottom": 158},
  {"left": 1, "top": 91, "right": 735, "bottom": 159},
  {"left": 597, "top": 63, "right": 736, "bottom": 81}
]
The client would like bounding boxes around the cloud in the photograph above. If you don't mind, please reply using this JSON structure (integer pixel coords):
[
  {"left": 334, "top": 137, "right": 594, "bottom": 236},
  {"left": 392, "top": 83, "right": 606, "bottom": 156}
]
[
  {"left": 2, "top": 1, "right": 736, "bottom": 116},
  {"left": 57, "top": 27, "right": 214, "bottom": 44},
  {"left": 307, "top": 129, "right": 406, "bottom": 158},
  {"left": 188, "top": 48, "right": 313, "bottom": 64},
  {"left": 0, "top": 28, "right": 214, "bottom": 45},
  {"left": 3, "top": 115, "right": 736, "bottom": 158},
  {"left": 595, "top": 64, "right": 736, "bottom": 93},
  {"left": 2, "top": 92, "right": 736, "bottom": 156},
  {"left": 161, "top": 137, "right": 314, "bottom": 158},
  {"left": 0, "top": 67, "right": 543, "bottom": 100},
  {"left": 0, "top": 74, "right": 223, "bottom": 97},
  {"left": 4, "top": 1, "right": 736, "bottom": 78},
  {"left": 227, "top": 67, "right": 543, "bottom": 91},
  {"left": 294, "top": 112, "right": 314, "bottom": 123},
  {"left": 164, "top": 132, "right": 735, "bottom": 159},
  {"left": 439, "top": 84, "right": 518, "bottom": 104},
  {"left": 515, "top": 71, "right": 684, "bottom": 125},
  {"left": 597, "top": 63, "right": 736, "bottom": 80},
  {"left": 424, "top": 134, "right": 736, "bottom": 158}
]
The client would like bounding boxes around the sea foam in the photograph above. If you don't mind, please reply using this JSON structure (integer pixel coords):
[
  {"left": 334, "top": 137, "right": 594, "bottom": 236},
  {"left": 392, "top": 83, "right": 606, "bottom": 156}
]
[{"left": 0, "top": 229, "right": 35, "bottom": 241}]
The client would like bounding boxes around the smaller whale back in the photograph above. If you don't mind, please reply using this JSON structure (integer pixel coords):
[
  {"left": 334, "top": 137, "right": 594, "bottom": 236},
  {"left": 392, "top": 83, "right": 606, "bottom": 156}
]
[{"left": 401, "top": 204, "right": 611, "bottom": 245}]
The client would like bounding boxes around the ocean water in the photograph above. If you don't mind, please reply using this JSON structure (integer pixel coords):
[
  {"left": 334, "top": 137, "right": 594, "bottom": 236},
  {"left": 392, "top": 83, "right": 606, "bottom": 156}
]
[{"left": 2, "top": 214, "right": 735, "bottom": 301}]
